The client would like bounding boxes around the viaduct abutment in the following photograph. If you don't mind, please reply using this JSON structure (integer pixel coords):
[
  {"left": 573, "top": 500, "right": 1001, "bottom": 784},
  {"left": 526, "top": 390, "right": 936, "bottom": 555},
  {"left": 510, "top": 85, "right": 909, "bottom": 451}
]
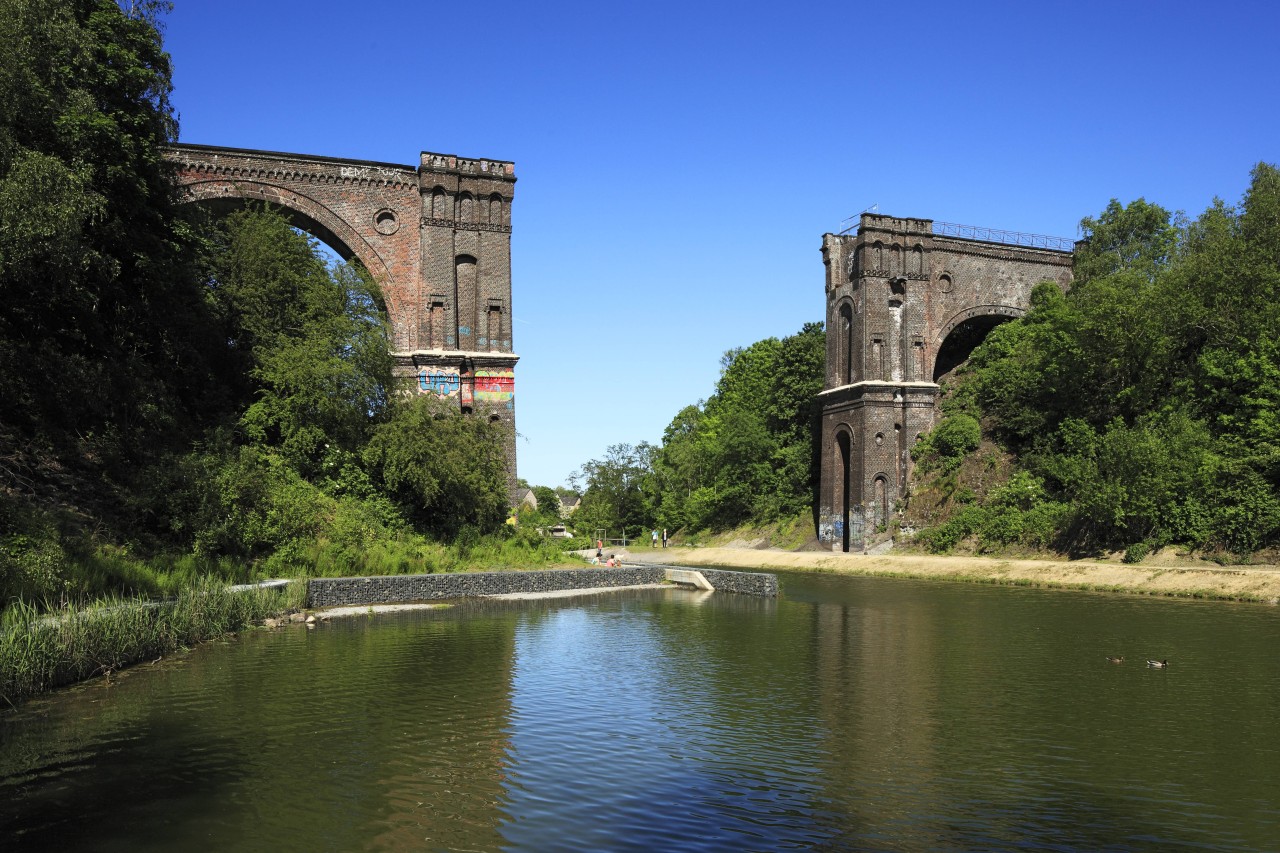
[
  {"left": 818, "top": 213, "right": 1074, "bottom": 551},
  {"left": 165, "top": 143, "right": 520, "bottom": 493}
]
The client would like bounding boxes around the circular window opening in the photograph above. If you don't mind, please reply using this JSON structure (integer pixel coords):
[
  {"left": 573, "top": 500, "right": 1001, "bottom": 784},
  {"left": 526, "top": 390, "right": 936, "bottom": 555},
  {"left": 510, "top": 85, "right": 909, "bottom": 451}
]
[{"left": 374, "top": 209, "right": 399, "bottom": 235}]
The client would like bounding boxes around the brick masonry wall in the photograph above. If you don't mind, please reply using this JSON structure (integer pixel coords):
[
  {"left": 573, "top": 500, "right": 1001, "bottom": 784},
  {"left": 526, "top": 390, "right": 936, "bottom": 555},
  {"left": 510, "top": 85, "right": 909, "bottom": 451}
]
[
  {"left": 307, "top": 567, "right": 779, "bottom": 607},
  {"left": 818, "top": 214, "right": 1074, "bottom": 548}
]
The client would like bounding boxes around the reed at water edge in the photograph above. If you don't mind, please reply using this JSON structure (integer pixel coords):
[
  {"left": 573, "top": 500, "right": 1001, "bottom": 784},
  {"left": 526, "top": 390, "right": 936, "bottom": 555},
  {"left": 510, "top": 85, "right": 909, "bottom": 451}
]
[{"left": 0, "top": 579, "right": 307, "bottom": 706}]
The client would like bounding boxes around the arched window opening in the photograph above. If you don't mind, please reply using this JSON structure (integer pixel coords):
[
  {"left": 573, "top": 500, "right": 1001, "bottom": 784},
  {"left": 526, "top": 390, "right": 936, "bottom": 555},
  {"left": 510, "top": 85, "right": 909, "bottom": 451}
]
[
  {"left": 486, "top": 301, "right": 503, "bottom": 352},
  {"left": 873, "top": 475, "right": 888, "bottom": 528},
  {"left": 488, "top": 193, "right": 504, "bottom": 226},
  {"left": 455, "top": 255, "right": 478, "bottom": 349},
  {"left": 432, "top": 187, "right": 448, "bottom": 219},
  {"left": 458, "top": 192, "right": 474, "bottom": 223},
  {"left": 838, "top": 303, "right": 854, "bottom": 384}
]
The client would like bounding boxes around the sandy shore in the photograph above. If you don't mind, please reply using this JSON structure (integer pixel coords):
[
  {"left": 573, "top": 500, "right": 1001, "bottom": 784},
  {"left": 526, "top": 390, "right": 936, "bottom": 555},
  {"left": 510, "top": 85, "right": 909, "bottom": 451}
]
[{"left": 628, "top": 547, "right": 1280, "bottom": 603}]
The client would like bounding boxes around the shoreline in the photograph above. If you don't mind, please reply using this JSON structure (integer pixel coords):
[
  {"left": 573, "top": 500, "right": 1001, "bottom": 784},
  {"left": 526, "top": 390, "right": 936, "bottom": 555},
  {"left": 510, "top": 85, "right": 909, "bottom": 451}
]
[{"left": 627, "top": 547, "right": 1280, "bottom": 603}]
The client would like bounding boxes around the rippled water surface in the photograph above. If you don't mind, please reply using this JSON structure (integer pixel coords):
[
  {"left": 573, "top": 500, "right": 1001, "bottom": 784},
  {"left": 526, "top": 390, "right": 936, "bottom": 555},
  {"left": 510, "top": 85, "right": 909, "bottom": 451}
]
[{"left": 3, "top": 573, "right": 1279, "bottom": 851}]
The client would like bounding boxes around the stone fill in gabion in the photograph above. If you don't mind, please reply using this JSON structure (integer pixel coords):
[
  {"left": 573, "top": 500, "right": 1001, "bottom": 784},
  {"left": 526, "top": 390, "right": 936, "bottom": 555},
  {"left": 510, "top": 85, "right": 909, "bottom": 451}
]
[{"left": 308, "top": 567, "right": 776, "bottom": 608}]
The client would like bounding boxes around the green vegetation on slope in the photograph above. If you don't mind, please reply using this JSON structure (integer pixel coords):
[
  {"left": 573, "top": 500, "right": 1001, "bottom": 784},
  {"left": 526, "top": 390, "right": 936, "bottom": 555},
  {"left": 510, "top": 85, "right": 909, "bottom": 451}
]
[{"left": 908, "top": 165, "right": 1280, "bottom": 560}]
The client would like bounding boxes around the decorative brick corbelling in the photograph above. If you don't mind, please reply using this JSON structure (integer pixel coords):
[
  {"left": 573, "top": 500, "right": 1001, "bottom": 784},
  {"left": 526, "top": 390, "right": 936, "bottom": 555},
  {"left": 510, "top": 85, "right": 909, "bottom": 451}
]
[{"left": 421, "top": 217, "right": 512, "bottom": 234}]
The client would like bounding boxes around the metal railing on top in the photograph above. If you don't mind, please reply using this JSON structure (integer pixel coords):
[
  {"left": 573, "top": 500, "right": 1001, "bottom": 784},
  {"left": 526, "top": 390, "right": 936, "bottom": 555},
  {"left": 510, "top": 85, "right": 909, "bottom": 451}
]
[{"left": 931, "top": 221, "right": 1075, "bottom": 252}]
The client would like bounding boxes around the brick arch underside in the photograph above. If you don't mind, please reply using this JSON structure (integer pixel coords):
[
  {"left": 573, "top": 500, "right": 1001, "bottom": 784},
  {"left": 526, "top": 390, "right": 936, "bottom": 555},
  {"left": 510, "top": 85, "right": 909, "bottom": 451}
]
[
  {"left": 178, "top": 179, "right": 401, "bottom": 320},
  {"left": 930, "top": 303, "right": 1027, "bottom": 382}
]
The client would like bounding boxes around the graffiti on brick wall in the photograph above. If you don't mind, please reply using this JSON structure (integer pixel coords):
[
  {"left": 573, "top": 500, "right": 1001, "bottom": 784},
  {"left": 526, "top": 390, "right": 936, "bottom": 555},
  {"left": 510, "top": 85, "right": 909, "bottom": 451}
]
[
  {"left": 818, "top": 508, "right": 864, "bottom": 550},
  {"left": 416, "top": 367, "right": 514, "bottom": 407},
  {"left": 418, "top": 367, "right": 460, "bottom": 398},
  {"left": 474, "top": 370, "right": 515, "bottom": 403}
]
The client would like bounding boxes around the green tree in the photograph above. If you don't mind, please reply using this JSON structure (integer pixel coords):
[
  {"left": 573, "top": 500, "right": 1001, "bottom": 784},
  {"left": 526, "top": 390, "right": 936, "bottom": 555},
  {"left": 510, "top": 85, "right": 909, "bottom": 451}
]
[
  {"left": 571, "top": 443, "right": 655, "bottom": 541},
  {"left": 363, "top": 395, "right": 509, "bottom": 539},
  {"left": 530, "top": 486, "right": 562, "bottom": 522},
  {"left": 0, "top": 0, "right": 210, "bottom": 463},
  {"left": 648, "top": 321, "right": 824, "bottom": 533},
  {"left": 213, "top": 208, "right": 393, "bottom": 476}
]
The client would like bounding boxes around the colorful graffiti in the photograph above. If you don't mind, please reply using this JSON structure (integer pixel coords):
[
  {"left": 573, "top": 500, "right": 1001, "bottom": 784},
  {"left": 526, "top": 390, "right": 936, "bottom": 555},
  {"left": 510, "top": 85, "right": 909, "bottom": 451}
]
[
  {"left": 418, "top": 367, "right": 461, "bottom": 398},
  {"left": 474, "top": 369, "right": 515, "bottom": 403}
]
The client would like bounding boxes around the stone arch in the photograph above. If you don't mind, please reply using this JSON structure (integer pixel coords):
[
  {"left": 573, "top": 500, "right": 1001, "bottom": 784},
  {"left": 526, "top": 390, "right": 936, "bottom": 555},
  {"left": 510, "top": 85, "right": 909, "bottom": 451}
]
[
  {"left": 931, "top": 303, "right": 1027, "bottom": 381},
  {"left": 912, "top": 244, "right": 925, "bottom": 276},
  {"left": 457, "top": 192, "right": 474, "bottom": 223},
  {"left": 178, "top": 178, "right": 400, "bottom": 323},
  {"left": 488, "top": 193, "right": 504, "bottom": 226}
]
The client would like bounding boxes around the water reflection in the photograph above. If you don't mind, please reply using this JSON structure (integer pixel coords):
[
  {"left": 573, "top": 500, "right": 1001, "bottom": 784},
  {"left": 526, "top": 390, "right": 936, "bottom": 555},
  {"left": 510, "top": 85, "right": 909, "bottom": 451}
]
[{"left": 1, "top": 577, "right": 1278, "bottom": 851}]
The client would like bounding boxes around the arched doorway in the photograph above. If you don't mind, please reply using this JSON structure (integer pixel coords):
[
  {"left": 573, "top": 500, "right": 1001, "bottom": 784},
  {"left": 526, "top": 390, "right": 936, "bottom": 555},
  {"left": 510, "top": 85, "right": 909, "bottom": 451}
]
[{"left": 835, "top": 430, "right": 852, "bottom": 552}]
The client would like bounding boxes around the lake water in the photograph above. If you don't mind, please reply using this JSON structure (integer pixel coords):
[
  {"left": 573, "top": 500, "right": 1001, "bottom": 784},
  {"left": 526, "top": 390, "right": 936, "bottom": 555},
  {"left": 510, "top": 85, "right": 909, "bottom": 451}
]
[{"left": 2, "top": 572, "right": 1278, "bottom": 851}]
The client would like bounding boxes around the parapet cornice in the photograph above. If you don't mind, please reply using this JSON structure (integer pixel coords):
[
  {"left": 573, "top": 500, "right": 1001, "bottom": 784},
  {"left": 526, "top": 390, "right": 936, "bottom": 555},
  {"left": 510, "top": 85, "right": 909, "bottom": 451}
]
[
  {"left": 168, "top": 144, "right": 418, "bottom": 190},
  {"left": 819, "top": 380, "right": 941, "bottom": 396},
  {"left": 393, "top": 350, "right": 521, "bottom": 362},
  {"left": 421, "top": 151, "right": 516, "bottom": 181}
]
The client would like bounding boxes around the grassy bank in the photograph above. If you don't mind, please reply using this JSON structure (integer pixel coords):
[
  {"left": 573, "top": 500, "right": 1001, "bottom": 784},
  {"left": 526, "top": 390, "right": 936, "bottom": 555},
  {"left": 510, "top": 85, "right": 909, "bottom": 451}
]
[
  {"left": 637, "top": 547, "right": 1280, "bottom": 603},
  {"left": 3, "top": 510, "right": 586, "bottom": 615},
  {"left": 0, "top": 529, "right": 588, "bottom": 704},
  {"left": 1, "top": 580, "right": 307, "bottom": 706}
]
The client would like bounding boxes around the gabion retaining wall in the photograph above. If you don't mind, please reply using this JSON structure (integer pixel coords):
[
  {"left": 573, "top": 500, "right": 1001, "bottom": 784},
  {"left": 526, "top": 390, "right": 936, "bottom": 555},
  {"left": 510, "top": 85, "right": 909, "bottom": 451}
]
[
  {"left": 307, "top": 566, "right": 776, "bottom": 608},
  {"left": 691, "top": 567, "right": 779, "bottom": 597}
]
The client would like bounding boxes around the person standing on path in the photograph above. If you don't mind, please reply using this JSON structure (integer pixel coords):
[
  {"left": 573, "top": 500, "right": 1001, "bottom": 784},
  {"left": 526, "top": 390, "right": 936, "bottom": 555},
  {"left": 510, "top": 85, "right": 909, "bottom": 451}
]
[
  {"left": 662, "top": 528, "right": 668, "bottom": 548},
  {"left": 651, "top": 529, "right": 658, "bottom": 548}
]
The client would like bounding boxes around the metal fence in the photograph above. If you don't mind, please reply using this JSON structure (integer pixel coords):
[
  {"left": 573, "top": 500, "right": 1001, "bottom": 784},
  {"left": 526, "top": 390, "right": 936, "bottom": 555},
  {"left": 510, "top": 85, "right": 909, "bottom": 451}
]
[{"left": 931, "top": 221, "right": 1075, "bottom": 252}]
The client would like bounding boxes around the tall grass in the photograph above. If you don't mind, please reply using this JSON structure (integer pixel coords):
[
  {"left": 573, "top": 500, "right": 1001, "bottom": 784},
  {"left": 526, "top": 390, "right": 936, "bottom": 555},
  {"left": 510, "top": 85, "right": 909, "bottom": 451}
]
[
  {"left": 0, "top": 579, "right": 306, "bottom": 705},
  {"left": 299, "top": 528, "right": 586, "bottom": 578}
]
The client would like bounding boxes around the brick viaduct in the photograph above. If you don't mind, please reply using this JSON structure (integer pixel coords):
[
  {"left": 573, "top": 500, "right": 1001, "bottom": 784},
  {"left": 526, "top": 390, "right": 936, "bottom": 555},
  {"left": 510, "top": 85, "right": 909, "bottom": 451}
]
[
  {"left": 819, "top": 213, "right": 1074, "bottom": 551},
  {"left": 165, "top": 143, "right": 519, "bottom": 489}
]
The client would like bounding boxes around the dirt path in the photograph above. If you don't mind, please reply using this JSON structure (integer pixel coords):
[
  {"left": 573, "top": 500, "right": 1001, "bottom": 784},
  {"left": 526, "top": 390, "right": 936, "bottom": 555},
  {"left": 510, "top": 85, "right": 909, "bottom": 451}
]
[{"left": 628, "top": 547, "right": 1280, "bottom": 603}]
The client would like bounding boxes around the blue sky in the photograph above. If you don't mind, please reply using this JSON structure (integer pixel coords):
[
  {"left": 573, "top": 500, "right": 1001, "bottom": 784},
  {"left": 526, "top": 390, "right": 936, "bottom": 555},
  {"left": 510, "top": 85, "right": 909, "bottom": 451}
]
[{"left": 163, "top": 0, "right": 1280, "bottom": 489}]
